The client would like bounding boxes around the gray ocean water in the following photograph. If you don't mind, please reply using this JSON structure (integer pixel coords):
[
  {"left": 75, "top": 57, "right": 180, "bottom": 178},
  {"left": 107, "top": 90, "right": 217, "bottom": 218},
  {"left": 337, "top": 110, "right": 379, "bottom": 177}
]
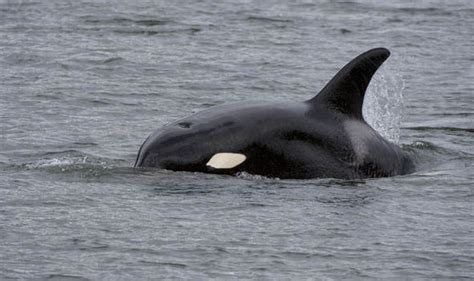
[{"left": 1, "top": 0, "right": 473, "bottom": 280}]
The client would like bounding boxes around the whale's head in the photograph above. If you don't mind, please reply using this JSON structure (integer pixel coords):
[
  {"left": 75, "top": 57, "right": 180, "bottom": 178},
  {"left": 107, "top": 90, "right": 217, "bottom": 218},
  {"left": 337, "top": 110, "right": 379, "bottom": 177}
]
[{"left": 134, "top": 108, "right": 254, "bottom": 173}]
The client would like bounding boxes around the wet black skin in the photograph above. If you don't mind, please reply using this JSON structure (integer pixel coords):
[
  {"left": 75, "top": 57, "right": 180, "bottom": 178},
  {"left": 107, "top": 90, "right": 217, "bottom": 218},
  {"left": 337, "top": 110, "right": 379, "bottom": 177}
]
[{"left": 134, "top": 48, "right": 414, "bottom": 179}]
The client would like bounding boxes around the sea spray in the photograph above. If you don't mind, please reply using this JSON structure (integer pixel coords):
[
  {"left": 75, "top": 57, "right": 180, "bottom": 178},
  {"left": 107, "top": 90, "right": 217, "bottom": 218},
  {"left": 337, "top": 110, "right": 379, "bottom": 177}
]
[{"left": 363, "top": 55, "right": 405, "bottom": 144}]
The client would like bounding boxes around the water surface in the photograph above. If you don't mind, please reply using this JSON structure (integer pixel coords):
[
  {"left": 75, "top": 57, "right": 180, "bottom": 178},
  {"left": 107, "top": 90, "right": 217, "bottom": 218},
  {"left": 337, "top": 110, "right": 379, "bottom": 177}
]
[{"left": 1, "top": 0, "right": 473, "bottom": 279}]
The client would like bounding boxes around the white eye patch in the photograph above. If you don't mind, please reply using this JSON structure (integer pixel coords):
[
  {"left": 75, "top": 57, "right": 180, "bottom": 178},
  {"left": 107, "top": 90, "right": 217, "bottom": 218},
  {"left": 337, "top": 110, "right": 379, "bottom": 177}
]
[{"left": 206, "top": 153, "right": 246, "bottom": 169}]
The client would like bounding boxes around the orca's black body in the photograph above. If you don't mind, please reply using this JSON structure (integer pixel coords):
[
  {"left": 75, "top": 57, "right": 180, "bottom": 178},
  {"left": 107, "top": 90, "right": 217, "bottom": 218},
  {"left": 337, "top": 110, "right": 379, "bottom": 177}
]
[{"left": 135, "top": 48, "right": 414, "bottom": 179}]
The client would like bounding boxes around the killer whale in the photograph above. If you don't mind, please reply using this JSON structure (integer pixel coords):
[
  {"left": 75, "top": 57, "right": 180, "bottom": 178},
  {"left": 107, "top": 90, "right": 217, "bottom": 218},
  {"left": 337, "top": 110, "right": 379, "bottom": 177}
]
[{"left": 134, "top": 48, "right": 414, "bottom": 179}]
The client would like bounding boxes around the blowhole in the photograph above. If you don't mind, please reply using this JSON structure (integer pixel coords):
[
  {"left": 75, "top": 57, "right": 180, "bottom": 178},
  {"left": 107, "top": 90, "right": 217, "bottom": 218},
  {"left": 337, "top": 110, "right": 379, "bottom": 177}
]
[{"left": 177, "top": 122, "right": 192, "bottom": 128}]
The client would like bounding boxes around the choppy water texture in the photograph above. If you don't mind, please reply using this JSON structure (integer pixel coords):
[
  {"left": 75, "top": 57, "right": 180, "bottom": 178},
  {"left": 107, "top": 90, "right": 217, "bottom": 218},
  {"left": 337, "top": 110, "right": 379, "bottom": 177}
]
[{"left": 1, "top": 0, "right": 473, "bottom": 280}]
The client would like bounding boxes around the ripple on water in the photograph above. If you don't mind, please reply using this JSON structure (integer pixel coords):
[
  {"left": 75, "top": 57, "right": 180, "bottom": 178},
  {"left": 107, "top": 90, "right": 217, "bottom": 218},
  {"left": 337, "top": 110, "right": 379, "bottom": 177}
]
[{"left": 0, "top": 0, "right": 473, "bottom": 280}]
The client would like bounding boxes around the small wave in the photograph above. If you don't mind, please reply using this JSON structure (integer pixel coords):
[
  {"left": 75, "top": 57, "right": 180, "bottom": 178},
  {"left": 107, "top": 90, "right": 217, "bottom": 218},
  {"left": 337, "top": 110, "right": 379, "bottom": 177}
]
[
  {"left": 402, "top": 140, "right": 457, "bottom": 157},
  {"left": 80, "top": 16, "right": 200, "bottom": 37},
  {"left": 402, "top": 140, "right": 467, "bottom": 173},
  {"left": 61, "top": 54, "right": 126, "bottom": 67},
  {"left": 386, "top": 17, "right": 404, "bottom": 23},
  {"left": 235, "top": 171, "right": 277, "bottom": 181},
  {"left": 404, "top": 140, "right": 440, "bottom": 150},
  {"left": 87, "top": 99, "right": 112, "bottom": 106},
  {"left": 82, "top": 16, "right": 173, "bottom": 27},
  {"left": 151, "top": 185, "right": 221, "bottom": 196},
  {"left": 71, "top": 142, "right": 98, "bottom": 147},
  {"left": 112, "top": 29, "right": 161, "bottom": 36},
  {"left": 25, "top": 158, "right": 78, "bottom": 169},
  {"left": 280, "top": 251, "right": 334, "bottom": 259},
  {"left": 405, "top": 126, "right": 474, "bottom": 134},
  {"left": 101, "top": 57, "right": 124, "bottom": 64},
  {"left": 112, "top": 28, "right": 200, "bottom": 36},
  {"left": 339, "top": 28, "right": 352, "bottom": 34},
  {"left": 23, "top": 156, "right": 110, "bottom": 173},
  {"left": 134, "top": 19, "right": 172, "bottom": 27},
  {"left": 18, "top": 150, "right": 120, "bottom": 175},
  {"left": 45, "top": 274, "right": 89, "bottom": 281},
  {"left": 246, "top": 15, "right": 294, "bottom": 23},
  {"left": 429, "top": 112, "right": 473, "bottom": 117},
  {"left": 235, "top": 172, "right": 367, "bottom": 186},
  {"left": 396, "top": 7, "right": 453, "bottom": 16},
  {"left": 149, "top": 262, "right": 186, "bottom": 268}
]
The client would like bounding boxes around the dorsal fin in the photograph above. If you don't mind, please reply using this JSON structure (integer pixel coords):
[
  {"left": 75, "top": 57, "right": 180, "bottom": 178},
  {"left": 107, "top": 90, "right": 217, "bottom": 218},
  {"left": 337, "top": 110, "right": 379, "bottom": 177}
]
[{"left": 308, "top": 48, "right": 390, "bottom": 119}]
